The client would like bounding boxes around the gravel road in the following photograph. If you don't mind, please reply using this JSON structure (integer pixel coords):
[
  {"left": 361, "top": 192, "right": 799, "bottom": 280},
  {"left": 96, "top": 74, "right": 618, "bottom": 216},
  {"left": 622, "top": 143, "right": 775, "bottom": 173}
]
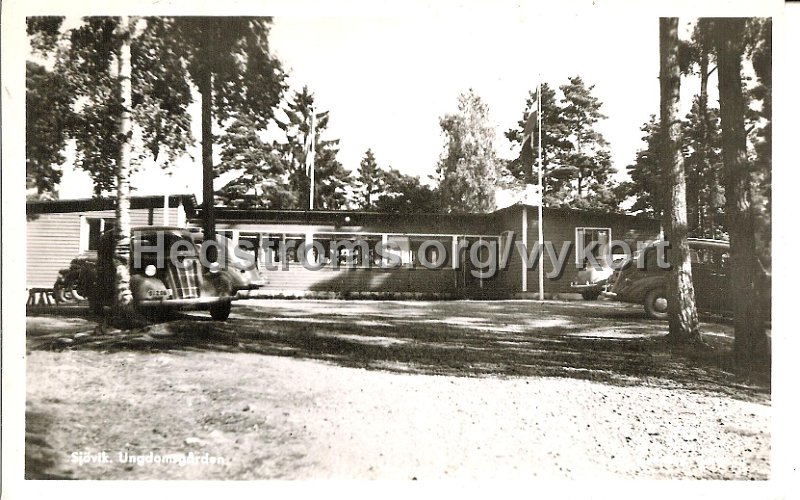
[{"left": 26, "top": 348, "right": 770, "bottom": 480}]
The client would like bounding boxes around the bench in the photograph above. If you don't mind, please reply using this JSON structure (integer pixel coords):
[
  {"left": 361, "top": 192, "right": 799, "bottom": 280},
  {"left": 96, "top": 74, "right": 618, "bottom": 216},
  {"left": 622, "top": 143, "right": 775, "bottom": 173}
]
[{"left": 27, "top": 288, "right": 57, "bottom": 306}]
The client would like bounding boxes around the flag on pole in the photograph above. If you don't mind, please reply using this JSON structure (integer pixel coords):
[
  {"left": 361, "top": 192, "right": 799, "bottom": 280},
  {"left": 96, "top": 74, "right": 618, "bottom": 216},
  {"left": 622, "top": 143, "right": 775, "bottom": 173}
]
[
  {"left": 522, "top": 107, "right": 537, "bottom": 144},
  {"left": 519, "top": 105, "right": 538, "bottom": 181},
  {"left": 305, "top": 108, "right": 316, "bottom": 210}
]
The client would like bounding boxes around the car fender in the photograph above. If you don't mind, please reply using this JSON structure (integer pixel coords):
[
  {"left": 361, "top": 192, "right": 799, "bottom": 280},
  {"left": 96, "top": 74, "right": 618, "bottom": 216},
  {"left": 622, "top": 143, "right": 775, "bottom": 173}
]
[
  {"left": 616, "top": 275, "right": 665, "bottom": 303},
  {"left": 131, "top": 275, "right": 169, "bottom": 302}
]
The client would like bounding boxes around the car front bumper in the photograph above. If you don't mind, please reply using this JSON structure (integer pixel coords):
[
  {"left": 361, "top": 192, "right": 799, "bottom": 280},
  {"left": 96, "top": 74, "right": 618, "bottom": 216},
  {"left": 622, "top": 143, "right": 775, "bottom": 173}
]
[
  {"left": 570, "top": 282, "right": 605, "bottom": 291},
  {"left": 137, "top": 296, "right": 232, "bottom": 308},
  {"left": 570, "top": 281, "right": 612, "bottom": 294}
]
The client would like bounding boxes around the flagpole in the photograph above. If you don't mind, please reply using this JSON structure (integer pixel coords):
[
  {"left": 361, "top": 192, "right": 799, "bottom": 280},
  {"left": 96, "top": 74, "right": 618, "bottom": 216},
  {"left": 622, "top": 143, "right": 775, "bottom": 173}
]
[
  {"left": 308, "top": 107, "right": 315, "bottom": 210},
  {"left": 537, "top": 79, "right": 544, "bottom": 301}
]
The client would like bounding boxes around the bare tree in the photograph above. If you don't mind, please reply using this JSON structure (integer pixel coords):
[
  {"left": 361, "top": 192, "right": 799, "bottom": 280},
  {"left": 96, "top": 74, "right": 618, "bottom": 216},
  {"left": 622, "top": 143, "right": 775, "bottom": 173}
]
[{"left": 660, "top": 17, "right": 701, "bottom": 343}]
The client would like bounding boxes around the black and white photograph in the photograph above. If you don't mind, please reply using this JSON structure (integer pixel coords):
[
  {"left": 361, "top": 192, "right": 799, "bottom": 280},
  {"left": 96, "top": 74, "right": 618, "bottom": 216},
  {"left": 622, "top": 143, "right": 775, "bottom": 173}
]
[{"left": 1, "top": 0, "right": 795, "bottom": 495}]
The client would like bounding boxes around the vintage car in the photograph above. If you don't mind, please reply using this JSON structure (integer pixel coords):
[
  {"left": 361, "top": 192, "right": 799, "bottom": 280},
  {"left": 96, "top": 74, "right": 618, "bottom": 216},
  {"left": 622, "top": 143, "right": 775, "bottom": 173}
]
[
  {"left": 570, "top": 260, "right": 615, "bottom": 300},
  {"left": 86, "top": 226, "right": 263, "bottom": 320},
  {"left": 603, "top": 238, "right": 770, "bottom": 320}
]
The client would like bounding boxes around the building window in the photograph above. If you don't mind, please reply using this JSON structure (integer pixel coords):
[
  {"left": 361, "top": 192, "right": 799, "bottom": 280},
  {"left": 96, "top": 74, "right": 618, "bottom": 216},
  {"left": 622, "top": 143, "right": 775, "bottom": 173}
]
[
  {"left": 283, "top": 235, "right": 305, "bottom": 263},
  {"left": 386, "top": 236, "right": 412, "bottom": 267},
  {"left": 84, "top": 217, "right": 116, "bottom": 251},
  {"left": 575, "top": 227, "right": 611, "bottom": 266},
  {"left": 237, "top": 233, "right": 261, "bottom": 267}
]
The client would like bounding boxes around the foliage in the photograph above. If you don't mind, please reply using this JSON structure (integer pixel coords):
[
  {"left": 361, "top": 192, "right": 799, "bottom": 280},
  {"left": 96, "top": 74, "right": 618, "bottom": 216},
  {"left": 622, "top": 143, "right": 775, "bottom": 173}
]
[
  {"left": 354, "top": 149, "right": 380, "bottom": 210},
  {"left": 744, "top": 18, "right": 772, "bottom": 270},
  {"left": 681, "top": 100, "right": 726, "bottom": 237},
  {"left": 505, "top": 83, "right": 573, "bottom": 202},
  {"left": 172, "top": 17, "right": 286, "bottom": 131},
  {"left": 617, "top": 116, "right": 663, "bottom": 217},
  {"left": 435, "top": 89, "right": 500, "bottom": 213},
  {"left": 215, "top": 115, "right": 296, "bottom": 209},
  {"left": 623, "top": 105, "right": 726, "bottom": 236},
  {"left": 559, "top": 76, "right": 616, "bottom": 203},
  {"left": 216, "top": 86, "right": 350, "bottom": 210},
  {"left": 26, "top": 61, "right": 73, "bottom": 198},
  {"left": 25, "top": 16, "right": 285, "bottom": 200},
  {"left": 26, "top": 17, "right": 197, "bottom": 195},
  {"left": 313, "top": 142, "right": 352, "bottom": 210},
  {"left": 505, "top": 83, "right": 571, "bottom": 179},
  {"left": 374, "top": 169, "right": 440, "bottom": 213},
  {"left": 507, "top": 77, "right": 618, "bottom": 209},
  {"left": 622, "top": 17, "right": 770, "bottom": 245}
]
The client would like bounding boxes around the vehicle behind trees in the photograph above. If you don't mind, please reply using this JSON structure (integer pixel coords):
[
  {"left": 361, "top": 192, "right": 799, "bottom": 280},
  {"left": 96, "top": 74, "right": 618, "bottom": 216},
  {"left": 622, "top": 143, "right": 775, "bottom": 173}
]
[
  {"left": 604, "top": 239, "right": 770, "bottom": 321},
  {"left": 82, "top": 227, "right": 262, "bottom": 320}
]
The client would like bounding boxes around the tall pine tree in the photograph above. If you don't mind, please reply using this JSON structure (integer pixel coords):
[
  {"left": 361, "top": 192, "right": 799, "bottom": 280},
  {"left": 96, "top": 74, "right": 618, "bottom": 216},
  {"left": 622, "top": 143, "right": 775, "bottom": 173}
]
[
  {"left": 559, "top": 76, "right": 616, "bottom": 205},
  {"left": 660, "top": 17, "right": 701, "bottom": 344},
  {"left": 714, "top": 17, "right": 770, "bottom": 375},
  {"left": 355, "top": 149, "right": 381, "bottom": 210},
  {"left": 505, "top": 83, "right": 573, "bottom": 203}
]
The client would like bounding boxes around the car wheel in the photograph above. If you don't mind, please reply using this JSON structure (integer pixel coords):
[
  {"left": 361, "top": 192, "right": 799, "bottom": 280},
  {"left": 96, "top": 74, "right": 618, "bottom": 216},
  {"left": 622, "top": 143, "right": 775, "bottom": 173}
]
[
  {"left": 644, "top": 288, "right": 668, "bottom": 320},
  {"left": 209, "top": 301, "right": 231, "bottom": 321},
  {"left": 582, "top": 291, "right": 601, "bottom": 301}
]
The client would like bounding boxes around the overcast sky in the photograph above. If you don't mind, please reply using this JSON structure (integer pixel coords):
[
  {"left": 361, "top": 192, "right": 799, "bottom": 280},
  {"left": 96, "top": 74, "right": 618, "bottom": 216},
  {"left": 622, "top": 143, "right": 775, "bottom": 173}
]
[
  {"left": 270, "top": 15, "right": 668, "bottom": 183},
  {"left": 55, "top": 14, "right": 714, "bottom": 199}
]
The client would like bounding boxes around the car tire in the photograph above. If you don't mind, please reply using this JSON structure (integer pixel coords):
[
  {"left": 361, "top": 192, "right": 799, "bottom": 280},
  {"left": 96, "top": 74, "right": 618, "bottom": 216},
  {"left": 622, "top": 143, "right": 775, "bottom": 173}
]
[
  {"left": 644, "top": 288, "right": 669, "bottom": 320},
  {"left": 582, "top": 291, "right": 601, "bottom": 301},
  {"left": 209, "top": 301, "right": 232, "bottom": 321}
]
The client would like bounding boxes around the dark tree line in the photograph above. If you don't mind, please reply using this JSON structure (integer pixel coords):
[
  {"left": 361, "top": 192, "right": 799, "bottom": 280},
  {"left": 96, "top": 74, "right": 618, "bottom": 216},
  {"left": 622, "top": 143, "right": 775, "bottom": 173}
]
[
  {"left": 657, "top": 17, "right": 771, "bottom": 376},
  {"left": 505, "top": 77, "right": 618, "bottom": 211}
]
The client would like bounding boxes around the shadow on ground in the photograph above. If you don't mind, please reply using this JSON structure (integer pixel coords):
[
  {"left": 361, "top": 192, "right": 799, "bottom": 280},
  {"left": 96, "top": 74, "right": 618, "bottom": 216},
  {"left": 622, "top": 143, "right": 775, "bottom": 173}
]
[{"left": 26, "top": 300, "right": 769, "bottom": 402}]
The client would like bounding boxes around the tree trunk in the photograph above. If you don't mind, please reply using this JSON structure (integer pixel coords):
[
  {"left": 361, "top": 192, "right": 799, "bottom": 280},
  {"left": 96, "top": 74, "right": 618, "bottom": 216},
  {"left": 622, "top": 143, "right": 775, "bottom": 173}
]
[
  {"left": 660, "top": 17, "right": 701, "bottom": 343},
  {"left": 689, "top": 49, "right": 709, "bottom": 237},
  {"left": 697, "top": 33, "right": 715, "bottom": 238},
  {"left": 200, "top": 19, "right": 216, "bottom": 248},
  {"left": 114, "top": 16, "right": 133, "bottom": 308},
  {"left": 715, "top": 17, "right": 770, "bottom": 377}
]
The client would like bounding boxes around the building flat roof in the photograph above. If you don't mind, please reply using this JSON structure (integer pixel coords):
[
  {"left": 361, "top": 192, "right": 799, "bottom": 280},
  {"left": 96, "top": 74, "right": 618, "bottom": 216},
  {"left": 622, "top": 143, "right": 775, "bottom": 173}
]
[{"left": 26, "top": 194, "right": 197, "bottom": 215}]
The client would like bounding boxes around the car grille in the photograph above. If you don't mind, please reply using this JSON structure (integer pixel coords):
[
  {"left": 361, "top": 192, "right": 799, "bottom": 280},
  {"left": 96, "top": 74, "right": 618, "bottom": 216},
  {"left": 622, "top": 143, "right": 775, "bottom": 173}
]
[{"left": 168, "top": 258, "right": 201, "bottom": 299}]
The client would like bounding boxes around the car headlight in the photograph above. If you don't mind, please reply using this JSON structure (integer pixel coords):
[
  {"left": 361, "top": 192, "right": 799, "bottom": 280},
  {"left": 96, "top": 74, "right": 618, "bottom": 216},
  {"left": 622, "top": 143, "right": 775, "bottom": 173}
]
[{"left": 145, "top": 264, "right": 157, "bottom": 277}]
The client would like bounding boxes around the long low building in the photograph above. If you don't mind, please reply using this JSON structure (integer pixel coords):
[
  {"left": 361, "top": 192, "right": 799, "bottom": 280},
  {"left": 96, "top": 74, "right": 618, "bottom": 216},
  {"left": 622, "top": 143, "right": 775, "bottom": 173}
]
[{"left": 26, "top": 196, "right": 662, "bottom": 299}]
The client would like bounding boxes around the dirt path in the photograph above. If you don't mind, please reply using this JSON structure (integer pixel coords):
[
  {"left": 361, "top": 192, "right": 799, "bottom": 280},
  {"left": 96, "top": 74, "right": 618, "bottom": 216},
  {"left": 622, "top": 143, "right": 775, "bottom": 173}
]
[
  {"left": 27, "top": 349, "right": 769, "bottom": 480},
  {"left": 25, "top": 299, "right": 771, "bottom": 479}
]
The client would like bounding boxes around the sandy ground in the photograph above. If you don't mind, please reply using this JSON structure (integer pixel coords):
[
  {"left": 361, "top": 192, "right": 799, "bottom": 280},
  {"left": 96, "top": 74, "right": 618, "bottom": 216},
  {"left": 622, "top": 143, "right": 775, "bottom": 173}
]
[{"left": 24, "top": 299, "right": 771, "bottom": 480}]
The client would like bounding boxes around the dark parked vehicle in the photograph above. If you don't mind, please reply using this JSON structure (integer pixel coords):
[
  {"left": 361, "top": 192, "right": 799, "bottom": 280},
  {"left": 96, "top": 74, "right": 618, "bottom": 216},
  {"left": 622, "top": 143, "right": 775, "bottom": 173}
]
[
  {"left": 603, "top": 238, "right": 770, "bottom": 320},
  {"left": 86, "top": 226, "right": 263, "bottom": 320},
  {"left": 570, "top": 256, "right": 624, "bottom": 300}
]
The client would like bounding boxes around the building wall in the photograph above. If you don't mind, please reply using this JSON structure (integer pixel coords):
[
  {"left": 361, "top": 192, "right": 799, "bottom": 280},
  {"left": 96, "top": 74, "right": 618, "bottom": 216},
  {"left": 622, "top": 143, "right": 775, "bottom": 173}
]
[
  {"left": 26, "top": 206, "right": 184, "bottom": 288},
  {"left": 213, "top": 217, "right": 505, "bottom": 297},
  {"left": 211, "top": 208, "right": 661, "bottom": 298},
  {"left": 525, "top": 209, "right": 662, "bottom": 295},
  {"left": 25, "top": 199, "right": 662, "bottom": 297}
]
